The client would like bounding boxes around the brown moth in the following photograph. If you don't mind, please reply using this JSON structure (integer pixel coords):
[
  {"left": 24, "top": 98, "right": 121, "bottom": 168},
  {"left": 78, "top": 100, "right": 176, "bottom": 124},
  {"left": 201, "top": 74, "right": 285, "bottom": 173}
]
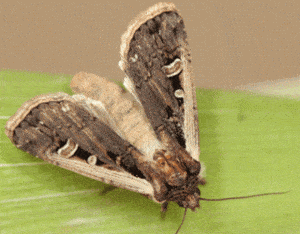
[{"left": 5, "top": 2, "right": 204, "bottom": 232}]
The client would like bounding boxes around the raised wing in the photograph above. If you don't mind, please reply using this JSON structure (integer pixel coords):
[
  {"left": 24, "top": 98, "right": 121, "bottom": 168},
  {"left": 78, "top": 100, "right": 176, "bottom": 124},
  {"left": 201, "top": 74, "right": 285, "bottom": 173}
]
[{"left": 119, "top": 2, "right": 200, "bottom": 161}]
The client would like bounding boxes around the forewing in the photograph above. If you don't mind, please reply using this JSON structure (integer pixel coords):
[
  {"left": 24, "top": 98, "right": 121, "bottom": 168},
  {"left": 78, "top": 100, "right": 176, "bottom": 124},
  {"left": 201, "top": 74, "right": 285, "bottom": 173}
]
[
  {"left": 5, "top": 93, "right": 154, "bottom": 199},
  {"left": 119, "top": 2, "right": 200, "bottom": 161}
]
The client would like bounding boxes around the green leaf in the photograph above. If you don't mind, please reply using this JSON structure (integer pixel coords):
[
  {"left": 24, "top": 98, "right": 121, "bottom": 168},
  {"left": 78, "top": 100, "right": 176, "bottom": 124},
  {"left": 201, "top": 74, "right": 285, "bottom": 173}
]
[{"left": 1, "top": 69, "right": 299, "bottom": 233}]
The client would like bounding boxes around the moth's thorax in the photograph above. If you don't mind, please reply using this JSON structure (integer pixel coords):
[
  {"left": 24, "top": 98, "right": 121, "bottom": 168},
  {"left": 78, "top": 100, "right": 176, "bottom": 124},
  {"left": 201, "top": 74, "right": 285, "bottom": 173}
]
[
  {"left": 153, "top": 149, "right": 187, "bottom": 187},
  {"left": 143, "top": 142, "right": 201, "bottom": 209}
]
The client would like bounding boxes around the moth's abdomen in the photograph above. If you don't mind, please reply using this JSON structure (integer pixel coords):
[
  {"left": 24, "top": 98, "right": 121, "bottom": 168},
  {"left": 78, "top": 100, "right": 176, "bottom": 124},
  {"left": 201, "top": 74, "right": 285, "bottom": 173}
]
[{"left": 71, "top": 72, "right": 164, "bottom": 160}]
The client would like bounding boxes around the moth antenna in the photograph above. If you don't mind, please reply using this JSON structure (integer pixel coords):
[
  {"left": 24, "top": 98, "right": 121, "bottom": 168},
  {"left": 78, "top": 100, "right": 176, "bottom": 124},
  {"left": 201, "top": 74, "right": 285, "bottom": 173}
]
[
  {"left": 175, "top": 208, "right": 187, "bottom": 234},
  {"left": 173, "top": 191, "right": 289, "bottom": 233},
  {"left": 199, "top": 191, "right": 289, "bottom": 201}
]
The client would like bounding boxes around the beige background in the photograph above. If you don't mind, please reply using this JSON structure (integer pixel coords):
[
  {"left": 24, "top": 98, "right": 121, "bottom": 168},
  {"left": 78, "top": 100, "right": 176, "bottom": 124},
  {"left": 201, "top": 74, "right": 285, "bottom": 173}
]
[{"left": 1, "top": 0, "right": 300, "bottom": 89}]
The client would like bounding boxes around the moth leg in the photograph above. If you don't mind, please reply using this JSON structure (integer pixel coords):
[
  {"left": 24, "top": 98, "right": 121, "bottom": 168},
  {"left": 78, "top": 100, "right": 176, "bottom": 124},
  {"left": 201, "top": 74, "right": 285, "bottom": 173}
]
[
  {"left": 161, "top": 201, "right": 169, "bottom": 212},
  {"left": 199, "top": 178, "right": 207, "bottom": 186},
  {"left": 100, "top": 184, "right": 117, "bottom": 196},
  {"left": 160, "top": 202, "right": 169, "bottom": 219}
]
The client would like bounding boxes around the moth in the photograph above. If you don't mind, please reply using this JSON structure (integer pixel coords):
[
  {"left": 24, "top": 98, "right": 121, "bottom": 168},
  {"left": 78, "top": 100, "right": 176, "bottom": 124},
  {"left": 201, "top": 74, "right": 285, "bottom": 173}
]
[{"left": 5, "top": 2, "right": 204, "bottom": 231}]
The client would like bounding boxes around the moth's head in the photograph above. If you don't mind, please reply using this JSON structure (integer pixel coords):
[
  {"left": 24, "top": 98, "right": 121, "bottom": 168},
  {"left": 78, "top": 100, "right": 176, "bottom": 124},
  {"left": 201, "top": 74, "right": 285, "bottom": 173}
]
[
  {"left": 182, "top": 193, "right": 200, "bottom": 211},
  {"left": 150, "top": 148, "right": 203, "bottom": 210},
  {"left": 165, "top": 175, "right": 202, "bottom": 211}
]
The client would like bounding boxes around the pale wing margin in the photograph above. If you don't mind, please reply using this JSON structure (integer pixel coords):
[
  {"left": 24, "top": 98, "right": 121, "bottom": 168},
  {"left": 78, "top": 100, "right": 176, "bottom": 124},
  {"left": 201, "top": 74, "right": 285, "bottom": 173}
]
[
  {"left": 46, "top": 152, "right": 154, "bottom": 198},
  {"left": 182, "top": 51, "right": 200, "bottom": 162}
]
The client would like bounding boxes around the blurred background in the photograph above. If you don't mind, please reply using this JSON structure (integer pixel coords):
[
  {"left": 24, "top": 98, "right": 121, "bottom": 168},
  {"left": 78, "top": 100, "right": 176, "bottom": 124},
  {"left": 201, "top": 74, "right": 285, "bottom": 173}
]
[{"left": 1, "top": 0, "right": 300, "bottom": 90}]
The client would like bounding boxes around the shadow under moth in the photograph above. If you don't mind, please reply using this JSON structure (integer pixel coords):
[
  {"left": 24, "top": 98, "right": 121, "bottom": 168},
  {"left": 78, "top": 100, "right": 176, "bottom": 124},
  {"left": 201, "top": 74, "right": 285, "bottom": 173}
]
[{"left": 5, "top": 2, "right": 287, "bottom": 233}]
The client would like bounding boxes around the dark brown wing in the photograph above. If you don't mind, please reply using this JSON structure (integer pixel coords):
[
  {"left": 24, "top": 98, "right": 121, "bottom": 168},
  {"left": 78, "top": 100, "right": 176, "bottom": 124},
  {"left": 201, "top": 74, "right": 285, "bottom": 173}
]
[
  {"left": 5, "top": 93, "right": 154, "bottom": 199},
  {"left": 119, "top": 2, "right": 200, "bottom": 161}
]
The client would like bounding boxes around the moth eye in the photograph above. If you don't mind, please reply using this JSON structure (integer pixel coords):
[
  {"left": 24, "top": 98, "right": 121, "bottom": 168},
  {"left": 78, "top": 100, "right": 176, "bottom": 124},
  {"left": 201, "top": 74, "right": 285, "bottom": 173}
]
[
  {"left": 57, "top": 138, "right": 78, "bottom": 158},
  {"left": 162, "top": 58, "right": 182, "bottom": 77},
  {"left": 129, "top": 54, "right": 138, "bottom": 63},
  {"left": 174, "top": 89, "right": 184, "bottom": 98},
  {"left": 87, "top": 155, "right": 97, "bottom": 165}
]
